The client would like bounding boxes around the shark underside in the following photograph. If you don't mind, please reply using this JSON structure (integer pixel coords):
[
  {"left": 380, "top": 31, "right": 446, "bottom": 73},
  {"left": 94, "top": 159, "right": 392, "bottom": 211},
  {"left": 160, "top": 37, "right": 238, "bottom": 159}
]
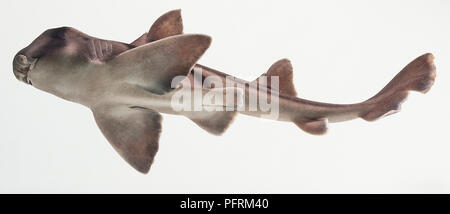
[{"left": 12, "top": 10, "right": 436, "bottom": 173}]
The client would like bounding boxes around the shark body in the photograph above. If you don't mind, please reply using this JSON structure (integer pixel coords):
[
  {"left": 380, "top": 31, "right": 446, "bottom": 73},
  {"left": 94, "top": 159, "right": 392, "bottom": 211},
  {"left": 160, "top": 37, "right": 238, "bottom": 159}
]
[{"left": 12, "top": 10, "right": 436, "bottom": 173}]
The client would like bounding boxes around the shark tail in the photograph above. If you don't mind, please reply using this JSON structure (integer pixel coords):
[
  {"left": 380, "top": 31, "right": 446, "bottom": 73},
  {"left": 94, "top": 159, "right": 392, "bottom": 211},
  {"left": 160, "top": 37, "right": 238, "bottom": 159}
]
[{"left": 361, "top": 53, "right": 436, "bottom": 121}]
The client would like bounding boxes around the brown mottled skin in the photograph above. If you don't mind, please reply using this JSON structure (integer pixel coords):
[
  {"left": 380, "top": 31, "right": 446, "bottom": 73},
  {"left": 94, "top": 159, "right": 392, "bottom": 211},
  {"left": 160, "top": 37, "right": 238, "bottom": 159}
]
[{"left": 12, "top": 9, "right": 436, "bottom": 173}]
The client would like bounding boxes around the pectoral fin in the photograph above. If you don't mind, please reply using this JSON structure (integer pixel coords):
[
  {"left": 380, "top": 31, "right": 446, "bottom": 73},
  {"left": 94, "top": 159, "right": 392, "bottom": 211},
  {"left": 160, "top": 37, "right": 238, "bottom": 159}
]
[
  {"left": 92, "top": 105, "right": 162, "bottom": 174},
  {"left": 110, "top": 34, "right": 211, "bottom": 94}
]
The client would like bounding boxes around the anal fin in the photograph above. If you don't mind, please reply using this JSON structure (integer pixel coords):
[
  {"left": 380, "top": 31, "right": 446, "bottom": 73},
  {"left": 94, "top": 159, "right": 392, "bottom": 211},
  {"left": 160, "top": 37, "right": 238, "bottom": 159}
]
[{"left": 294, "top": 118, "right": 328, "bottom": 135}]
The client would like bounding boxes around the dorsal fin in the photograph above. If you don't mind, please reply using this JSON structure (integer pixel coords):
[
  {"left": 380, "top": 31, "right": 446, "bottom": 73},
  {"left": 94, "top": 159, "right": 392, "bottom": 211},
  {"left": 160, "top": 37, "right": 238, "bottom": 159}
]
[
  {"left": 257, "top": 59, "right": 328, "bottom": 135},
  {"left": 148, "top": 9, "right": 183, "bottom": 42},
  {"left": 131, "top": 9, "right": 184, "bottom": 46},
  {"left": 253, "top": 59, "right": 298, "bottom": 97},
  {"left": 131, "top": 33, "right": 148, "bottom": 46}
]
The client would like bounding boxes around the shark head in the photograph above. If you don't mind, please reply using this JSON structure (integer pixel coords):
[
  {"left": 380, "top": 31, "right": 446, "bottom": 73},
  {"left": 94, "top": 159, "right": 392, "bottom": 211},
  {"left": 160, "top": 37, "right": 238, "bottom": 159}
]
[{"left": 13, "top": 27, "right": 70, "bottom": 85}]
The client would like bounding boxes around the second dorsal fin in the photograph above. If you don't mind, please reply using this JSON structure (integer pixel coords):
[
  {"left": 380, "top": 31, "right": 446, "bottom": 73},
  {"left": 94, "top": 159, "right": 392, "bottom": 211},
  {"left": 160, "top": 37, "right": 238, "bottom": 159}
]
[
  {"left": 253, "top": 59, "right": 298, "bottom": 97},
  {"left": 255, "top": 59, "right": 329, "bottom": 135}
]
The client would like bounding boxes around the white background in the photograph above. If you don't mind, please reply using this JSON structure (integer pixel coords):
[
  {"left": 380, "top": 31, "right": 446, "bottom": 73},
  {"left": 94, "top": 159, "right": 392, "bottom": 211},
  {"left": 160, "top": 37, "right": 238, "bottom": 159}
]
[{"left": 1, "top": 0, "right": 449, "bottom": 193}]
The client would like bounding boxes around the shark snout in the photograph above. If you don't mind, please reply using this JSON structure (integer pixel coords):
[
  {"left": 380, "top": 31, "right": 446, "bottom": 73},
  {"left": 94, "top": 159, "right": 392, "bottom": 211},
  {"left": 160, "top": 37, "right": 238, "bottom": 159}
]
[{"left": 13, "top": 53, "right": 37, "bottom": 85}]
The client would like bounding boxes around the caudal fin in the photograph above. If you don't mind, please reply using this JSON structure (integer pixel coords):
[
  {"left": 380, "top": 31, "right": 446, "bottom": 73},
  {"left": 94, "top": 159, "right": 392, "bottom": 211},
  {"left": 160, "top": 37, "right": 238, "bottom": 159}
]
[{"left": 361, "top": 53, "right": 436, "bottom": 121}]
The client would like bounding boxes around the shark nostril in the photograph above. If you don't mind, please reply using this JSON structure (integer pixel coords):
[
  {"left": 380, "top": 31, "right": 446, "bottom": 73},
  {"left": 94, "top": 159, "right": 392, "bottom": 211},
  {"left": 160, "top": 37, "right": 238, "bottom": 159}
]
[
  {"left": 18, "top": 55, "right": 27, "bottom": 64},
  {"left": 13, "top": 61, "right": 30, "bottom": 75},
  {"left": 14, "top": 54, "right": 30, "bottom": 65},
  {"left": 13, "top": 53, "right": 35, "bottom": 85}
]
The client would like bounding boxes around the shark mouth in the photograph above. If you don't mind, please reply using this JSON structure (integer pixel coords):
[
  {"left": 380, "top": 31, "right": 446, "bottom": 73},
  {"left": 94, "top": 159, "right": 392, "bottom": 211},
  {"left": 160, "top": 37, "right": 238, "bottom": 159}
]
[{"left": 13, "top": 54, "right": 37, "bottom": 85}]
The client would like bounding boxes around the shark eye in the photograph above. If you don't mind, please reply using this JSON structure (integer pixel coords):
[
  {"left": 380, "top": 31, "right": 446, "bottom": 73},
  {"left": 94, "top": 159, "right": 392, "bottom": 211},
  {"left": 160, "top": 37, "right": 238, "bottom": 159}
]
[
  {"left": 52, "top": 32, "right": 65, "bottom": 40},
  {"left": 51, "top": 29, "right": 67, "bottom": 40}
]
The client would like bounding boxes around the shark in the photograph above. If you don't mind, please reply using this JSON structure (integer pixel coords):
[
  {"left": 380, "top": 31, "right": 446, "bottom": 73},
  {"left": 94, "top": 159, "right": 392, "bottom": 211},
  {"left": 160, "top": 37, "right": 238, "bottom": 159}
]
[{"left": 12, "top": 10, "right": 436, "bottom": 173}]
